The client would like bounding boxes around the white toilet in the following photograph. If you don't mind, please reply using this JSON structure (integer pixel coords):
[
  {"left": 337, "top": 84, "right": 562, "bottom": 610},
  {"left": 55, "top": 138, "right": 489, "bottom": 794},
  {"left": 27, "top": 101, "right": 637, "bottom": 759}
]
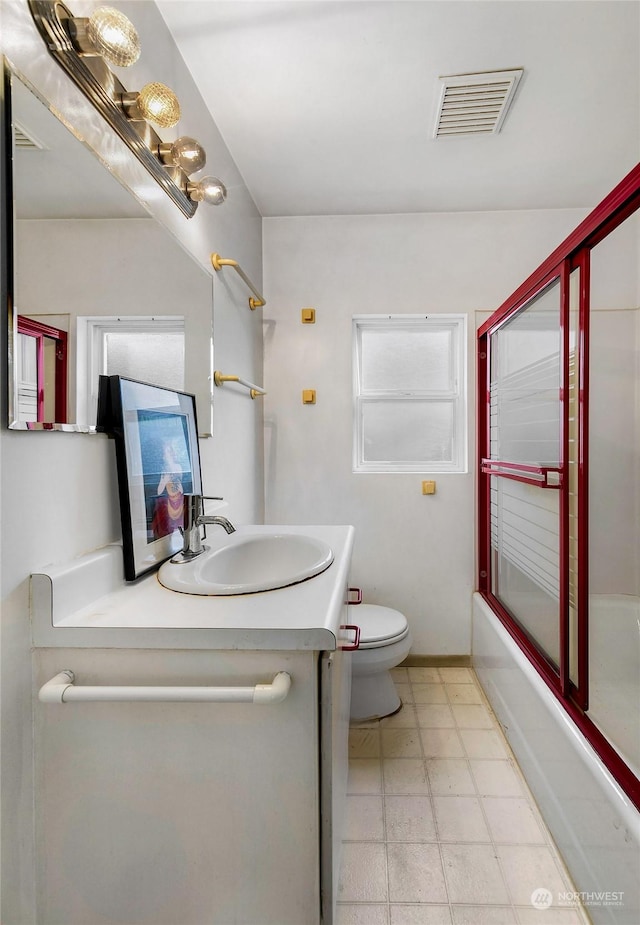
[{"left": 349, "top": 604, "right": 412, "bottom": 722}]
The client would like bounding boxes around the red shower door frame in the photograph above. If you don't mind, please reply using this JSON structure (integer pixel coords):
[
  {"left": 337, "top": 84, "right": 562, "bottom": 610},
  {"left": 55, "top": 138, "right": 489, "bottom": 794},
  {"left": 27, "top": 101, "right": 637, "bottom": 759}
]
[
  {"left": 17, "top": 316, "right": 68, "bottom": 423},
  {"left": 477, "top": 162, "right": 640, "bottom": 810}
]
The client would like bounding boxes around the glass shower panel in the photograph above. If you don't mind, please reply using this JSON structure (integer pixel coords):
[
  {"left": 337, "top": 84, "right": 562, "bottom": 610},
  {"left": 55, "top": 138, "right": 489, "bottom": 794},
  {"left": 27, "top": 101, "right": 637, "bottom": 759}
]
[
  {"left": 478, "top": 168, "right": 640, "bottom": 808},
  {"left": 586, "top": 213, "right": 640, "bottom": 776},
  {"left": 490, "top": 279, "right": 561, "bottom": 465},
  {"left": 489, "top": 278, "right": 562, "bottom": 665},
  {"left": 490, "top": 477, "right": 561, "bottom": 666}
]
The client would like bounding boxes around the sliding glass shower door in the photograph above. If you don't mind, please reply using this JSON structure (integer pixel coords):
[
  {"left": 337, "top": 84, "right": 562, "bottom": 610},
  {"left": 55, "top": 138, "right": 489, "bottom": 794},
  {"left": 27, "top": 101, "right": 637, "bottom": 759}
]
[
  {"left": 477, "top": 162, "right": 640, "bottom": 808},
  {"left": 488, "top": 277, "right": 562, "bottom": 669}
]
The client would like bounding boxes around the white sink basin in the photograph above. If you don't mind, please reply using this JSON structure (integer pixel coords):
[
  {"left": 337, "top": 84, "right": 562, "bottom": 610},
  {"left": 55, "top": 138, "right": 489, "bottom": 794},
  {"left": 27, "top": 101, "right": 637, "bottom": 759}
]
[{"left": 157, "top": 531, "right": 334, "bottom": 596}]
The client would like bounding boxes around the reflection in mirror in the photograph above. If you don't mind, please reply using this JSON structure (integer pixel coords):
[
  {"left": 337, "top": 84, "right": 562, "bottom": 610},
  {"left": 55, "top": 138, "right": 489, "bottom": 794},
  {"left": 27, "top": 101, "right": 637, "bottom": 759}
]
[{"left": 7, "top": 66, "right": 214, "bottom": 434}]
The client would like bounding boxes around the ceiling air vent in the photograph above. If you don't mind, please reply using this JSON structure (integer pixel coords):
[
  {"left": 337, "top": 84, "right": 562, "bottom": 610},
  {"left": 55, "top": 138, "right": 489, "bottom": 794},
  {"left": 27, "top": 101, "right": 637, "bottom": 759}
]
[
  {"left": 13, "top": 121, "right": 46, "bottom": 151},
  {"left": 433, "top": 68, "right": 523, "bottom": 138}
]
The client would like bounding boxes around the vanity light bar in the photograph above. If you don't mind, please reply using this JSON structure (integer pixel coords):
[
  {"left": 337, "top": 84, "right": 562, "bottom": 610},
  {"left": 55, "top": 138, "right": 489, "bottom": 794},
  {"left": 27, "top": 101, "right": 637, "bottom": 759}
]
[{"left": 27, "top": 1, "right": 227, "bottom": 217}]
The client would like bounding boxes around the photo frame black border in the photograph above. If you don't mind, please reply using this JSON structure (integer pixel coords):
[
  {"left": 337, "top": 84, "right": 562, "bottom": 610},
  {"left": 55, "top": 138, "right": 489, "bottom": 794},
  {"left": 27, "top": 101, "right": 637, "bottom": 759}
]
[{"left": 99, "top": 375, "right": 202, "bottom": 580}]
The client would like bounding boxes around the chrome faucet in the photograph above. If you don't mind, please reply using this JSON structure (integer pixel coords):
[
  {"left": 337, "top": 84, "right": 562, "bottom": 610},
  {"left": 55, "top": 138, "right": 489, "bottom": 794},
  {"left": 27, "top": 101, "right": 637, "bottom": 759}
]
[{"left": 173, "top": 493, "right": 236, "bottom": 562}]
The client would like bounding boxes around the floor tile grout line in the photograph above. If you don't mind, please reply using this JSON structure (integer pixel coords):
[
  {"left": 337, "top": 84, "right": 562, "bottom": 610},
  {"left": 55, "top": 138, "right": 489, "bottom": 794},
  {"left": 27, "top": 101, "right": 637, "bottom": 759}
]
[
  {"left": 446, "top": 668, "right": 520, "bottom": 916},
  {"left": 464, "top": 668, "right": 563, "bottom": 916},
  {"left": 413, "top": 666, "right": 455, "bottom": 917},
  {"left": 467, "top": 668, "right": 589, "bottom": 920},
  {"left": 459, "top": 673, "right": 556, "bottom": 838},
  {"left": 378, "top": 720, "right": 391, "bottom": 914},
  {"left": 427, "top": 687, "right": 457, "bottom": 919},
  {"left": 447, "top": 666, "right": 535, "bottom": 915},
  {"left": 345, "top": 667, "right": 590, "bottom": 921}
]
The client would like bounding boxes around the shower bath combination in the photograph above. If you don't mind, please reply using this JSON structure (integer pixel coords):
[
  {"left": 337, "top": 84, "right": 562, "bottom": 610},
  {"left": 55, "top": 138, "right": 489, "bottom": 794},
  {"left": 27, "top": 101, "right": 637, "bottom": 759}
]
[{"left": 476, "top": 163, "right": 640, "bottom": 923}]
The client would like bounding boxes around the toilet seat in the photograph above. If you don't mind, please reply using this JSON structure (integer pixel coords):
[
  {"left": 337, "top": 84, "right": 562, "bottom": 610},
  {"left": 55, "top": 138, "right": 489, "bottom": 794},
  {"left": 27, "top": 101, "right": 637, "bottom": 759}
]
[
  {"left": 351, "top": 604, "right": 409, "bottom": 649},
  {"left": 349, "top": 603, "right": 412, "bottom": 721}
]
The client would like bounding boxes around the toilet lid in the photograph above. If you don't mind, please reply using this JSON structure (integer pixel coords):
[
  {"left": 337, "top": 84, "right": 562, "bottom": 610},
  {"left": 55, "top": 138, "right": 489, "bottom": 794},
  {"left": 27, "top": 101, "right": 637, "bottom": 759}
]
[{"left": 350, "top": 604, "right": 409, "bottom": 647}]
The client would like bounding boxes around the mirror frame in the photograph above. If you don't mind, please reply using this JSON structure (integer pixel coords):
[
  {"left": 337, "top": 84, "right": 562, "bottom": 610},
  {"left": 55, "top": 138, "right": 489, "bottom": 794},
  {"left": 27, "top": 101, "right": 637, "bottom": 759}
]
[{"left": 2, "top": 63, "right": 15, "bottom": 432}]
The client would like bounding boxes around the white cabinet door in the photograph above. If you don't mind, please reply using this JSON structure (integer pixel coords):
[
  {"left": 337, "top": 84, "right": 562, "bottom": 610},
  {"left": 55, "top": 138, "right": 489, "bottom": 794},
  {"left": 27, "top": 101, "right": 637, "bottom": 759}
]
[{"left": 34, "top": 648, "right": 322, "bottom": 925}]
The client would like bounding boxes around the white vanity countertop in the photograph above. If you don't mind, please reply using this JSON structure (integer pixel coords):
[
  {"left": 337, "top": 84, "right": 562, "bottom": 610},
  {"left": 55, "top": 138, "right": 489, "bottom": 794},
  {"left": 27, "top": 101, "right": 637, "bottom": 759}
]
[{"left": 31, "top": 525, "right": 355, "bottom": 651}]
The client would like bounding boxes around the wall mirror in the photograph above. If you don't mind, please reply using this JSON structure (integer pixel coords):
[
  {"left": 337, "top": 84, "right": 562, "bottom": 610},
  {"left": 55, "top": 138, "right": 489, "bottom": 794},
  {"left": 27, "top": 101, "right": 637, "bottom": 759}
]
[{"left": 5, "top": 64, "right": 214, "bottom": 435}]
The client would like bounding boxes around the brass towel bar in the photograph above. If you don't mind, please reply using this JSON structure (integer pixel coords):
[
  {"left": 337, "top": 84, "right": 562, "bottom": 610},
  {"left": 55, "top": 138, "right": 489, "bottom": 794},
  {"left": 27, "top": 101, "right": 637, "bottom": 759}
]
[
  {"left": 210, "top": 253, "right": 266, "bottom": 310},
  {"left": 214, "top": 371, "right": 266, "bottom": 400}
]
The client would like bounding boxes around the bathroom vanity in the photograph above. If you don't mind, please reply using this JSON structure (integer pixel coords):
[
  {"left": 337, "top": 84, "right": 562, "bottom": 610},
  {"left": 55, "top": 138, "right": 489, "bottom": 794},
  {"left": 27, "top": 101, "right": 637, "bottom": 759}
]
[{"left": 31, "top": 525, "right": 354, "bottom": 925}]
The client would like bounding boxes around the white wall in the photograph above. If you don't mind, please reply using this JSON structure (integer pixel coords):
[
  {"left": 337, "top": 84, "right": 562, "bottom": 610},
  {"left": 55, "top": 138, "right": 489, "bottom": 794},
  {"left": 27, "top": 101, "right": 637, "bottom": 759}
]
[
  {"left": 263, "top": 209, "right": 588, "bottom": 655},
  {"left": 16, "top": 218, "right": 213, "bottom": 429},
  {"left": 1, "top": 3, "right": 264, "bottom": 922}
]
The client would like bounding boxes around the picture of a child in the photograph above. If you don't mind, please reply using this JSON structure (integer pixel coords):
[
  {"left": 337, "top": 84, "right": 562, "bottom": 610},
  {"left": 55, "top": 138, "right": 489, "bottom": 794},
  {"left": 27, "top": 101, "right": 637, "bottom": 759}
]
[{"left": 151, "top": 438, "right": 186, "bottom": 540}]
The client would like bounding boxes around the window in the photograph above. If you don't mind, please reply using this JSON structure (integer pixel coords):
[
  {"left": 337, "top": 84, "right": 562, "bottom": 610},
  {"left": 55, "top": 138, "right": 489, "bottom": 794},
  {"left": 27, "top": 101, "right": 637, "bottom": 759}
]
[
  {"left": 353, "top": 315, "right": 467, "bottom": 473},
  {"left": 76, "top": 316, "right": 185, "bottom": 424}
]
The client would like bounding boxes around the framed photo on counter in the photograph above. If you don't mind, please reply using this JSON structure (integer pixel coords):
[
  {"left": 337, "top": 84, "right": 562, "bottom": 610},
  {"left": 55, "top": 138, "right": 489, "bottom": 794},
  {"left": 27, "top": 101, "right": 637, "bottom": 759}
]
[{"left": 98, "top": 375, "right": 202, "bottom": 580}]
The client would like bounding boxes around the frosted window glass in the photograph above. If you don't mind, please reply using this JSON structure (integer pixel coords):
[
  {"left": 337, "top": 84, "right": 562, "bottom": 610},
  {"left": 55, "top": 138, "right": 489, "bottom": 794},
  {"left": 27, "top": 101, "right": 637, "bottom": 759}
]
[
  {"left": 353, "top": 315, "right": 466, "bottom": 473},
  {"left": 105, "top": 333, "right": 185, "bottom": 391},
  {"left": 361, "top": 401, "right": 453, "bottom": 463},
  {"left": 361, "top": 327, "right": 453, "bottom": 392}
]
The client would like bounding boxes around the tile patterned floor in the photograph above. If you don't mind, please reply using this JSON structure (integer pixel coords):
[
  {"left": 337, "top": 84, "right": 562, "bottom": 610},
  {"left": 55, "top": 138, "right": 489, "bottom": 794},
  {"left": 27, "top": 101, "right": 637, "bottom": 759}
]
[{"left": 337, "top": 666, "right": 591, "bottom": 925}]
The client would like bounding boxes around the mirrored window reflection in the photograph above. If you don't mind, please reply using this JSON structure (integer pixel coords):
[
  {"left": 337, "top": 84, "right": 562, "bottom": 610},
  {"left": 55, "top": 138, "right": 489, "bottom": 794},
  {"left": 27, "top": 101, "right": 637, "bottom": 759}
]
[
  {"left": 76, "top": 317, "right": 185, "bottom": 423},
  {"left": 104, "top": 331, "right": 184, "bottom": 389},
  {"left": 8, "top": 68, "right": 213, "bottom": 433}
]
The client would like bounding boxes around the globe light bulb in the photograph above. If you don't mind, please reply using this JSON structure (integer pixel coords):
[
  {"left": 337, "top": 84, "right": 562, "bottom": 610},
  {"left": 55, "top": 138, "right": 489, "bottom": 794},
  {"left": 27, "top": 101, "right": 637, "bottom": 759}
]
[
  {"left": 188, "top": 177, "right": 227, "bottom": 205},
  {"left": 86, "top": 7, "right": 140, "bottom": 67},
  {"left": 159, "top": 137, "right": 207, "bottom": 174},
  {"left": 136, "top": 83, "right": 181, "bottom": 129}
]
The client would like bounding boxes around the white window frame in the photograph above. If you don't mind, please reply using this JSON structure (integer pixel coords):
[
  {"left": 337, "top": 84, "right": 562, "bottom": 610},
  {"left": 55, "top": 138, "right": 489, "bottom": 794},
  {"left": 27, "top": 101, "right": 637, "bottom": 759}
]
[
  {"left": 76, "top": 315, "right": 185, "bottom": 424},
  {"left": 353, "top": 314, "right": 467, "bottom": 474}
]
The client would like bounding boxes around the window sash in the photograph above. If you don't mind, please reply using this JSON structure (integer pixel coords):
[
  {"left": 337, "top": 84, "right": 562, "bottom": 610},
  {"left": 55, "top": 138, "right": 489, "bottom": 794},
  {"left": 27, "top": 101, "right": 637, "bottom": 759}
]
[{"left": 353, "top": 315, "right": 467, "bottom": 473}]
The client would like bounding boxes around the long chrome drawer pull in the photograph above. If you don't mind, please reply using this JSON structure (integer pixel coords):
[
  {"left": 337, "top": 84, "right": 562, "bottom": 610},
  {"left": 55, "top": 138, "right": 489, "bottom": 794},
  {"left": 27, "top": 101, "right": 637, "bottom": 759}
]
[{"left": 39, "top": 670, "right": 292, "bottom": 705}]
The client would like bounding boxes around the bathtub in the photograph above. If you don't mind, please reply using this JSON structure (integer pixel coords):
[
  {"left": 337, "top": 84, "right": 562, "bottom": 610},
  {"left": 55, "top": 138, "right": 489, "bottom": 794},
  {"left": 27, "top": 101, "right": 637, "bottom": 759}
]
[
  {"left": 473, "top": 592, "right": 640, "bottom": 925},
  {"left": 589, "top": 594, "right": 640, "bottom": 779}
]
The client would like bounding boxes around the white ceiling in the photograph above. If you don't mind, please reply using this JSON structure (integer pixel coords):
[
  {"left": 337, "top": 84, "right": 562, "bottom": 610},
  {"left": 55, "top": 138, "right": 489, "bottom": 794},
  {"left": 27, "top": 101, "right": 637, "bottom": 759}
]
[
  {"left": 158, "top": 0, "right": 640, "bottom": 217},
  {"left": 12, "top": 74, "right": 148, "bottom": 219}
]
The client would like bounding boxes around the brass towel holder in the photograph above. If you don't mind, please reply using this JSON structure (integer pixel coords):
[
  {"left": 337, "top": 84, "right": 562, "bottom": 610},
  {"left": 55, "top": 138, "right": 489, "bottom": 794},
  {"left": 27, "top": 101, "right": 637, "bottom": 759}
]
[
  {"left": 210, "top": 253, "right": 266, "bottom": 310},
  {"left": 214, "top": 371, "right": 266, "bottom": 400}
]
